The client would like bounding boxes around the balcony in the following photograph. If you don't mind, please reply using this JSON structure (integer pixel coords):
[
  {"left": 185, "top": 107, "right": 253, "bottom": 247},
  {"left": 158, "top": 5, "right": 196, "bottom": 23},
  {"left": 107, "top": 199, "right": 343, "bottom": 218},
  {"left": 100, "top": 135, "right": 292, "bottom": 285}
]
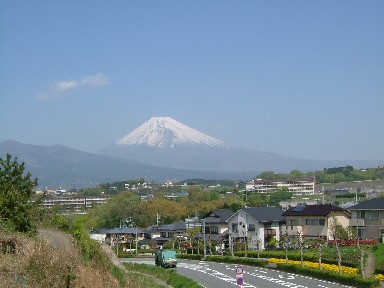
[{"left": 349, "top": 218, "right": 366, "bottom": 227}]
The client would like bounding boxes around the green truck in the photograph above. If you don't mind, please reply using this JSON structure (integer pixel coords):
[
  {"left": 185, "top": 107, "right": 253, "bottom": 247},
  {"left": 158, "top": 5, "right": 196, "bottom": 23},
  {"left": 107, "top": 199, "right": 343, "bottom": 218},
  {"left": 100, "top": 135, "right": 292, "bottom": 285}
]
[{"left": 155, "top": 249, "right": 177, "bottom": 268}]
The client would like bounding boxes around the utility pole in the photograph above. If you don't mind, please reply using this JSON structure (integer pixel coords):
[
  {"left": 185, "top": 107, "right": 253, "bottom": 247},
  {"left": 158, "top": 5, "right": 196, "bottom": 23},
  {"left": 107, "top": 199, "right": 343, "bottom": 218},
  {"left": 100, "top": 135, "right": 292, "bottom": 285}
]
[
  {"left": 135, "top": 225, "right": 138, "bottom": 255},
  {"left": 202, "top": 219, "right": 206, "bottom": 260}
]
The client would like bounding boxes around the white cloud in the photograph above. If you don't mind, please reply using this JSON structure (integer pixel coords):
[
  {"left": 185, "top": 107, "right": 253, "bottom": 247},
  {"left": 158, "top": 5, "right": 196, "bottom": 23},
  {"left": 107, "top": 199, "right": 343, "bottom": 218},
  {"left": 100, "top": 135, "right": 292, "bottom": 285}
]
[
  {"left": 36, "top": 73, "right": 109, "bottom": 100},
  {"left": 81, "top": 73, "right": 109, "bottom": 87}
]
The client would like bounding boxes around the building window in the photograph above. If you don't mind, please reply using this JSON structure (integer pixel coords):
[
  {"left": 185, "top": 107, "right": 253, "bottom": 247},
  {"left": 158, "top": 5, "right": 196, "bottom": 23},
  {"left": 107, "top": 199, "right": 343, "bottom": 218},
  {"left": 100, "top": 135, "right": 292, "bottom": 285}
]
[
  {"left": 370, "top": 211, "right": 380, "bottom": 219},
  {"left": 306, "top": 219, "right": 317, "bottom": 225},
  {"left": 306, "top": 219, "right": 325, "bottom": 225},
  {"left": 358, "top": 211, "right": 366, "bottom": 219},
  {"left": 232, "top": 223, "right": 238, "bottom": 233},
  {"left": 160, "top": 232, "right": 167, "bottom": 238},
  {"left": 248, "top": 224, "right": 255, "bottom": 231},
  {"left": 357, "top": 227, "right": 367, "bottom": 239},
  {"left": 288, "top": 219, "right": 298, "bottom": 229},
  {"left": 209, "top": 226, "right": 219, "bottom": 234}
]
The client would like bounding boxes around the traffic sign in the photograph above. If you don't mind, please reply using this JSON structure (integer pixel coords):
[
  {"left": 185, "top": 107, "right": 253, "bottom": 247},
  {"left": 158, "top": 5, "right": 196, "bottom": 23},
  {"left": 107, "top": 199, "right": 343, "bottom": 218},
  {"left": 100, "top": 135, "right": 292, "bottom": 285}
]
[
  {"left": 235, "top": 266, "right": 243, "bottom": 274},
  {"left": 236, "top": 276, "right": 244, "bottom": 286}
]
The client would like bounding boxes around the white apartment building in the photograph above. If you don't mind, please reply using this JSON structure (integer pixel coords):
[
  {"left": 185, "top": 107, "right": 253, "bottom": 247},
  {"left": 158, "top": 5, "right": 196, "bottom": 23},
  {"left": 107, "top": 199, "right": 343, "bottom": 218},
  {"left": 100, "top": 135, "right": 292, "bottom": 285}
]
[
  {"left": 246, "top": 178, "right": 316, "bottom": 195},
  {"left": 42, "top": 196, "right": 107, "bottom": 212}
]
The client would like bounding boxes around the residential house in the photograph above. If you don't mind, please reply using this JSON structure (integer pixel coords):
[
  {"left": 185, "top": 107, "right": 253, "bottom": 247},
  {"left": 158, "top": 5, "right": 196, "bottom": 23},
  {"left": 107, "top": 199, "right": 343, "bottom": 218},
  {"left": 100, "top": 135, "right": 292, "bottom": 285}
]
[
  {"left": 282, "top": 204, "right": 350, "bottom": 241},
  {"left": 202, "top": 209, "right": 234, "bottom": 236},
  {"left": 90, "top": 228, "right": 109, "bottom": 243},
  {"left": 143, "top": 221, "right": 186, "bottom": 247},
  {"left": 349, "top": 197, "right": 384, "bottom": 241},
  {"left": 227, "top": 207, "right": 285, "bottom": 250},
  {"left": 105, "top": 226, "right": 144, "bottom": 248},
  {"left": 201, "top": 209, "right": 235, "bottom": 250}
]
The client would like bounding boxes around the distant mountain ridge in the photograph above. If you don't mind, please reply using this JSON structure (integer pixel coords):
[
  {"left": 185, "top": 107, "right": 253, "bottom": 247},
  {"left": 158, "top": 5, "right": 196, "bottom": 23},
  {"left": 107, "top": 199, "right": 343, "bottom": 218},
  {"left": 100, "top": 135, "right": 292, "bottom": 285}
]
[
  {"left": 101, "top": 117, "right": 383, "bottom": 172},
  {"left": 0, "top": 140, "right": 244, "bottom": 188},
  {"left": 2, "top": 117, "right": 383, "bottom": 188}
]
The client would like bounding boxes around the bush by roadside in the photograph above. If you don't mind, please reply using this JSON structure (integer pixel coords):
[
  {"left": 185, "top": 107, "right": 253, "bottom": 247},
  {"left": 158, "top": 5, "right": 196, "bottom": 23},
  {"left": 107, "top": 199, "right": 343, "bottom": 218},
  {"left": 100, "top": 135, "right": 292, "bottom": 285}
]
[
  {"left": 177, "top": 253, "right": 203, "bottom": 260},
  {"left": 181, "top": 253, "right": 380, "bottom": 288},
  {"left": 275, "top": 263, "right": 380, "bottom": 288},
  {"left": 235, "top": 250, "right": 359, "bottom": 268},
  {"left": 207, "top": 255, "right": 268, "bottom": 267}
]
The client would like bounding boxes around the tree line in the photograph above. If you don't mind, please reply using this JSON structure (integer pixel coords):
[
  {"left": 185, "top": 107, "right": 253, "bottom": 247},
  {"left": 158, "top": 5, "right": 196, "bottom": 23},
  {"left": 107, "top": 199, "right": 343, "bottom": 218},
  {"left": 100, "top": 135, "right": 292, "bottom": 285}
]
[{"left": 256, "top": 166, "right": 384, "bottom": 184}]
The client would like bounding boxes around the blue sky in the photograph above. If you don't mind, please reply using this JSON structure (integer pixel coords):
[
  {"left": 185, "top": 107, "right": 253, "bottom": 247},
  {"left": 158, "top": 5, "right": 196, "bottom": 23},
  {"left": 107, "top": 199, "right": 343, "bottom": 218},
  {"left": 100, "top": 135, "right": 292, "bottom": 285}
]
[{"left": 1, "top": 1, "right": 383, "bottom": 161}]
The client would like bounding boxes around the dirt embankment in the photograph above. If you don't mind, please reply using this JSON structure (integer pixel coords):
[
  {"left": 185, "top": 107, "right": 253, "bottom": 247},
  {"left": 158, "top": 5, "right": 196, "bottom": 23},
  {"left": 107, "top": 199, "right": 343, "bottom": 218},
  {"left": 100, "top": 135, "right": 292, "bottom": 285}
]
[
  {"left": 37, "top": 228, "right": 76, "bottom": 257},
  {"left": 38, "top": 229, "right": 171, "bottom": 288}
]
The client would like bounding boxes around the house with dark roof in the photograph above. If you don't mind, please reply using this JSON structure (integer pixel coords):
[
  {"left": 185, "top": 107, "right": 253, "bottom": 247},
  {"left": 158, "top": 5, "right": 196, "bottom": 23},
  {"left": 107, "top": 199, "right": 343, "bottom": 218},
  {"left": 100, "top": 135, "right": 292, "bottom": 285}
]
[
  {"left": 105, "top": 226, "right": 144, "bottom": 247},
  {"left": 348, "top": 197, "right": 384, "bottom": 241},
  {"left": 199, "top": 209, "right": 235, "bottom": 251},
  {"left": 227, "top": 207, "right": 285, "bottom": 250},
  {"left": 282, "top": 204, "right": 350, "bottom": 240},
  {"left": 202, "top": 209, "right": 234, "bottom": 236},
  {"left": 143, "top": 221, "right": 187, "bottom": 247}
]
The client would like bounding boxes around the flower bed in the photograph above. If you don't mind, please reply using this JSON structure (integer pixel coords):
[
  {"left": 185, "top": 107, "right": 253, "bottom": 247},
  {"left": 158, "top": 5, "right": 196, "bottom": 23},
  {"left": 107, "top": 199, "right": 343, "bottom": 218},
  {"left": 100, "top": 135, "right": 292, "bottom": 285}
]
[
  {"left": 274, "top": 263, "right": 379, "bottom": 288},
  {"left": 268, "top": 258, "right": 358, "bottom": 275}
]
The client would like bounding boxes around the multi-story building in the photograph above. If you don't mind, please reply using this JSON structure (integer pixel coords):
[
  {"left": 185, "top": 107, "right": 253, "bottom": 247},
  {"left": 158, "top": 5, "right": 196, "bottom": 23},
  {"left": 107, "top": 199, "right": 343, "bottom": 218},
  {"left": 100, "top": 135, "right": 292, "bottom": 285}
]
[
  {"left": 349, "top": 197, "right": 384, "bottom": 241},
  {"left": 41, "top": 196, "right": 107, "bottom": 213},
  {"left": 246, "top": 178, "right": 316, "bottom": 195}
]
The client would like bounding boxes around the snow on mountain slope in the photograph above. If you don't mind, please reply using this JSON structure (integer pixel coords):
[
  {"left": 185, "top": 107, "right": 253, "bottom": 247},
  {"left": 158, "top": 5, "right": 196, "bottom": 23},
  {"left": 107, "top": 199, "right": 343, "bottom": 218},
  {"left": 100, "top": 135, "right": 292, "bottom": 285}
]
[{"left": 117, "top": 117, "right": 228, "bottom": 148}]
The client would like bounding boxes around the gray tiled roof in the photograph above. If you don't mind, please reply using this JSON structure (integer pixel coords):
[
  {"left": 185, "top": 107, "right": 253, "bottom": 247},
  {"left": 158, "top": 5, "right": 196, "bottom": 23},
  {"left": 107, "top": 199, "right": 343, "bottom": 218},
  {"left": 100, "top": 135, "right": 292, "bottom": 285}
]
[
  {"left": 144, "top": 221, "right": 186, "bottom": 233},
  {"left": 203, "top": 209, "right": 234, "bottom": 223},
  {"left": 349, "top": 197, "right": 384, "bottom": 210},
  {"left": 242, "top": 207, "right": 284, "bottom": 222},
  {"left": 106, "top": 226, "right": 143, "bottom": 234},
  {"left": 282, "top": 204, "right": 345, "bottom": 217}
]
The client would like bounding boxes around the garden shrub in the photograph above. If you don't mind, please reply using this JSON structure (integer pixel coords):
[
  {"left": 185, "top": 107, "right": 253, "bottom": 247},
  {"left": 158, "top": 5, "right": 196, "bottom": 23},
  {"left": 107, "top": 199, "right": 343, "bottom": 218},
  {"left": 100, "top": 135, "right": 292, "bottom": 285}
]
[{"left": 275, "top": 263, "right": 380, "bottom": 288}]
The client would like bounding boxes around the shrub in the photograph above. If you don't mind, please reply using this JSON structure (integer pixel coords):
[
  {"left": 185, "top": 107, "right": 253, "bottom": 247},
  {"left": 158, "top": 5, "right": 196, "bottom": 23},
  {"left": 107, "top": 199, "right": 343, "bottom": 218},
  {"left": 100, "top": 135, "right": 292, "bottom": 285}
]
[
  {"left": 207, "top": 255, "right": 268, "bottom": 267},
  {"left": 275, "top": 263, "right": 380, "bottom": 288},
  {"left": 178, "top": 253, "right": 203, "bottom": 260}
]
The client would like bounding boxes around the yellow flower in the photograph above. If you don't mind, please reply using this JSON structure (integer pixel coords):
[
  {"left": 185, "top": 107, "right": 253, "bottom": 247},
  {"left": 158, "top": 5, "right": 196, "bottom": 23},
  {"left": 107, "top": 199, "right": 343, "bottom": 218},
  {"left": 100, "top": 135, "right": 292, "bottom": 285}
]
[{"left": 268, "top": 258, "right": 358, "bottom": 275}]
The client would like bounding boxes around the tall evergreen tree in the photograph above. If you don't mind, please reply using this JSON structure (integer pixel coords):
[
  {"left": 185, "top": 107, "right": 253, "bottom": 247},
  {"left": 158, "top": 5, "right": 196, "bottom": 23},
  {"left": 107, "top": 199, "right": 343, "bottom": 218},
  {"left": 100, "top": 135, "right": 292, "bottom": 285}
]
[{"left": 0, "top": 153, "right": 37, "bottom": 232}]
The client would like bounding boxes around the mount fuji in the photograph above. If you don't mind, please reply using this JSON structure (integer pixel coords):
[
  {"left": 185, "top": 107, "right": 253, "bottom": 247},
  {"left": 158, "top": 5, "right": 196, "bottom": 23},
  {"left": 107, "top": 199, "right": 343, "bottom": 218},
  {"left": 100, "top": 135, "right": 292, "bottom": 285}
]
[
  {"left": 116, "top": 116, "right": 228, "bottom": 149},
  {"left": 99, "top": 117, "right": 354, "bottom": 173}
]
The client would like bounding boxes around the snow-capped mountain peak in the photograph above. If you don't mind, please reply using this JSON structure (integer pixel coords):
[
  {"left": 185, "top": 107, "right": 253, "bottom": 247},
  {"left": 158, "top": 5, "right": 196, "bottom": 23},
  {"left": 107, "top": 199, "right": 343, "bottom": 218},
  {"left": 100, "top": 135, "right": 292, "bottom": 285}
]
[{"left": 117, "top": 117, "right": 228, "bottom": 148}]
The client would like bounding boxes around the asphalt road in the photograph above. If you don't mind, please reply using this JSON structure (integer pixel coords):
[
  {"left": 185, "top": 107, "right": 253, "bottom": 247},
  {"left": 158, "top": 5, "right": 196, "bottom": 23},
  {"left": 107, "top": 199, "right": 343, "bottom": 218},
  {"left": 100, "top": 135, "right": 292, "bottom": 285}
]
[{"left": 121, "top": 258, "right": 355, "bottom": 288}]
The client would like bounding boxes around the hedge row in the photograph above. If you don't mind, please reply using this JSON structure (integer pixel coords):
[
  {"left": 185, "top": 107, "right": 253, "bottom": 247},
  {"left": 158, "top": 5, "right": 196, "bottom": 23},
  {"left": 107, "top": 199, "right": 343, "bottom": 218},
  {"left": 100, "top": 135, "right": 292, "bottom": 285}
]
[
  {"left": 234, "top": 250, "right": 358, "bottom": 268},
  {"left": 177, "top": 253, "right": 203, "bottom": 260},
  {"left": 275, "top": 263, "right": 380, "bottom": 288},
  {"left": 178, "top": 254, "right": 269, "bottom": 267},
  {"left": 206, "top": 255, "right": 268, "bottom": 267}
]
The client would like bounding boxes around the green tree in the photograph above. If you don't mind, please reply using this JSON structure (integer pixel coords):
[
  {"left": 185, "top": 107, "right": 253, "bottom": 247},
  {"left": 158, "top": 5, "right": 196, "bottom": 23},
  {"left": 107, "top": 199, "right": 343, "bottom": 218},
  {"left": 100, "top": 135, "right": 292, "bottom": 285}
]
[
  {"left": 0, "top": 153, "right": 37, "bottom": 232},
  {"left": 268, "top": 187, "right": 292, "bottom": 206},
  {"left": 247, "top": 193, "right": 268, "bottom": 207}
]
